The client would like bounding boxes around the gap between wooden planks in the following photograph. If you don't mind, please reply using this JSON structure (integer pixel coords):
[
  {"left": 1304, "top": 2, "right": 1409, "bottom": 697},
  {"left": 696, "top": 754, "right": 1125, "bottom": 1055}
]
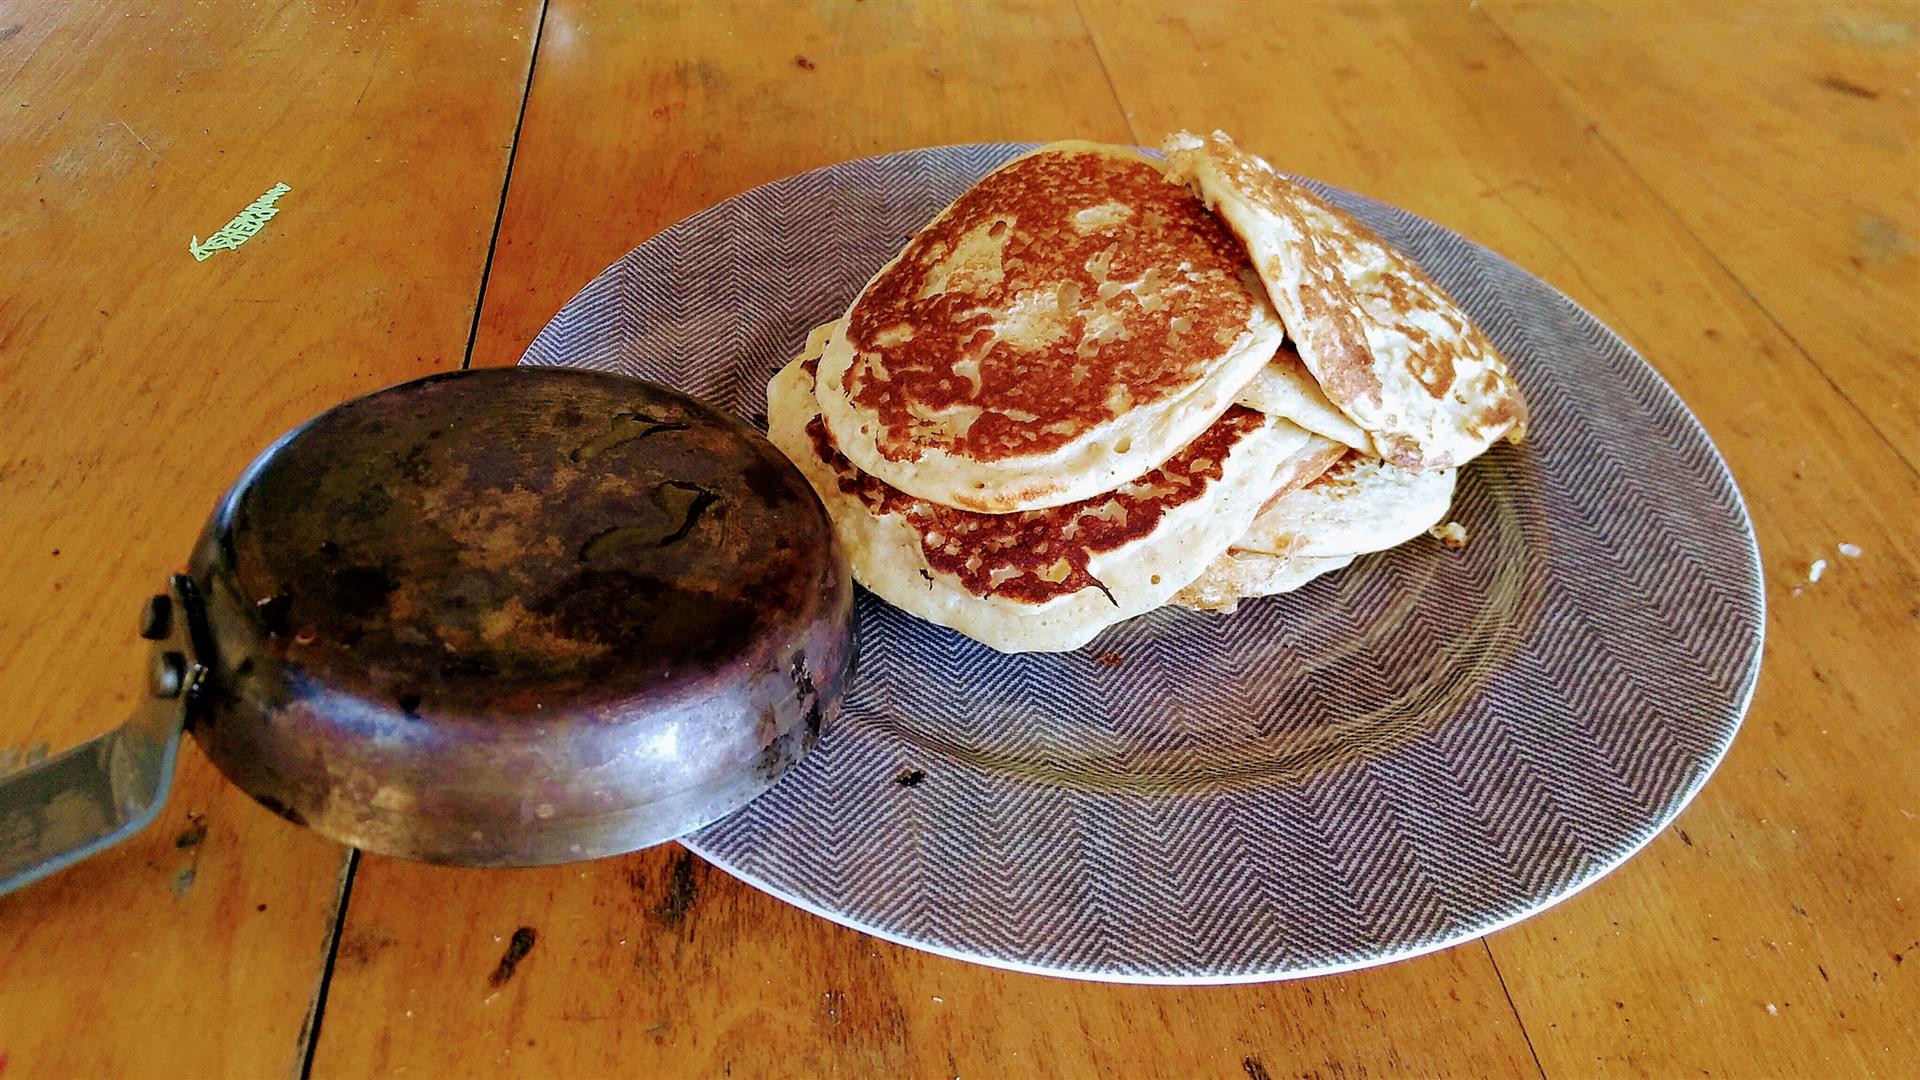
[{"left": 0, "top": 2, "right": 540, "bottom": 1076}]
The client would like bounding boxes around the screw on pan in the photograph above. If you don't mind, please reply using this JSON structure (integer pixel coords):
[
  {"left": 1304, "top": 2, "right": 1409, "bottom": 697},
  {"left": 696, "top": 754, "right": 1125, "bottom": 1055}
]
[{"left": 152, "top": 651, "right": 188, "bottom": 698}]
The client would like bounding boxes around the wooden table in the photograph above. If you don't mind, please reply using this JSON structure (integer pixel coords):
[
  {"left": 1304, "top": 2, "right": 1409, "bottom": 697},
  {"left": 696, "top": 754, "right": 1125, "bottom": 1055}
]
[{"left": 2, "top": 1, "right": 1914, "bottom": 1075}]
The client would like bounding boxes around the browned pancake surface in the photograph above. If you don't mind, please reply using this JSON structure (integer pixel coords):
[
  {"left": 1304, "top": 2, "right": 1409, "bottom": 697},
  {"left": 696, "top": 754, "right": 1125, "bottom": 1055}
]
[
  {"left": 1300, "top": 198, "right": 1527, "bottom": 445},
  {"left": 1167, "top": 131, "right": 1527, "bottom": 468},
  {"left": 807, "top": 353, "right": 1269, "bottom": 605},
  {"left": 843, "top": 148, "right": 1263, "bottom": 463},
  {"left": 1194, "top": 145, "right": 1384, "bottom": 410}
]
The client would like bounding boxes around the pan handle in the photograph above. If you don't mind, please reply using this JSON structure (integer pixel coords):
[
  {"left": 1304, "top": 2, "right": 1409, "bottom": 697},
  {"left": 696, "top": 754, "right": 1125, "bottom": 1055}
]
[{"left": 0, "top": 581, "right": 201, "bottom": 898}]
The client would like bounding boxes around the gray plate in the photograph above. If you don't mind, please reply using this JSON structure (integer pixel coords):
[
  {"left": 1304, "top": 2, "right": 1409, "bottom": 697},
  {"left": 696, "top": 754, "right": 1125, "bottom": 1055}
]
[{"left": 521, "top": 145, "right": 1764, "bottom": 983}]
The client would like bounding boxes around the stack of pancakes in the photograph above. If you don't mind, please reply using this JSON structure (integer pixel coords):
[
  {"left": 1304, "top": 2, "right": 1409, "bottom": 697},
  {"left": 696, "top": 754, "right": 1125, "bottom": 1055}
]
[{"left": 767, "top": 131, "right": 1526, "bottom": 653}]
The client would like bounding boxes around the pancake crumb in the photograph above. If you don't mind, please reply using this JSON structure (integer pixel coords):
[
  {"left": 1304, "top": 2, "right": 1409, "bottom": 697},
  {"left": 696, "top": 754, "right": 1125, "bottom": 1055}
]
[{"left": 1430, "top": 521, "right": 1468, "bottom": 548}]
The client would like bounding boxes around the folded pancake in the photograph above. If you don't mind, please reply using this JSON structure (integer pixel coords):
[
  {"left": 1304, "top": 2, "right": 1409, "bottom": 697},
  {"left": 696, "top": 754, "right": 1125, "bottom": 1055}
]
[
  {"left": 1234, "top": 342, "right": 1373, "bottom": 453},
  {"left": 1234, "top": 451, "right": 1457, "bottom": 558},
  {"left": 772, "top": 328, "right": 1311, "bottom": 653},
  {"left": 1261, "top": 431, "right": 1351, "bottom": 510},
  {"left": 1163, "top": 130, "right": 1527, "bottom": 472},
  {"left": 1174, "top": 450, "right": 1458, "bottom": 613},
  {"left": 815, "top": 141, "right": 1285, "bottom": 514},
  {"left": 1172, "top": 552, "right": 1355, "bottom": 614}
]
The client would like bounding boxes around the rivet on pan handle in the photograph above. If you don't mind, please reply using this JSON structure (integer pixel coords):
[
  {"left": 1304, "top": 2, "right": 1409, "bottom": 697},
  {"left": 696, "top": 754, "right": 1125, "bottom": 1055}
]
[{"left": 0, "top": 575, "right": 206, "bottom": 897}]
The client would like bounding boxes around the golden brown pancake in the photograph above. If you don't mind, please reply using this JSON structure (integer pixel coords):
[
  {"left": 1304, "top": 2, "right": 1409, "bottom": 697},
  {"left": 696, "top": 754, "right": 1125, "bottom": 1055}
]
[
  {"left": 1236, "top": 450, "right": 1458, "bottom": 559},
  {"left": 1164, "top": 130, "right": 1528, "bottom": 471},
  {"left": 1175, "top": 448, "right": 1460, "bottom": 613},
  {"left": 1236, "top": 348, "right": 1374, "bottom": 453},
  {"left": 1171, "top": 551, "right": 1356, "bottom": 614},
  {"left": 815, "top": 141, "right": 1284, "bottom": 513},
  {"left": 772, "top": 327, "right": 1312, "bottom": 652}
]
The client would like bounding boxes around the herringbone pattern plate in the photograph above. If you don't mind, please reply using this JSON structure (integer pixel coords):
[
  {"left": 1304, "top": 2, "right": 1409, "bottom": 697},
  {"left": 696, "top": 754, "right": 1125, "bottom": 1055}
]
[{"left": 520, "top": 145, "right": 1764, "bottom": 983}]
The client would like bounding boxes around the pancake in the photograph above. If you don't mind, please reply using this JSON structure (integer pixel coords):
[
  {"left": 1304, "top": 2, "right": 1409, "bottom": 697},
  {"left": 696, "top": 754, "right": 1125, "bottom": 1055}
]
[
  {"left": 1173, "top": 449, "right": 1458, "bottom": 613},
  {"left": 1170, "top": 432, "right": 1347, "bottom": 613},
  {"left": 1234, "top": 451, "right": 1457, "bottom": 559},
  {"left": 770, "top": 328, "right": 1312, "bottom": 653},
  {"left": 1163, "top": 130, "right": 1528, "bottom": 471},
  {"left": 815, "top": 141, "right": 1285, "bottom": 513},
  {"left": 1172, "top": 552, "right": 1355, "bottom": 614},
  {"left": 1234, "top": 342, "right": 1373, "bottom": 453},
  {"left": 1259, "top": 431, "right": 1351, "bottom": 511}
]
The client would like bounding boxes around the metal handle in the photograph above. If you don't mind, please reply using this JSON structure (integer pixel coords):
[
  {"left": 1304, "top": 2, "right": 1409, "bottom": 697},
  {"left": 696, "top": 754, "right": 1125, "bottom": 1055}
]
[{"left": 0, "top": 579, "right": 202, "bottom": 897}]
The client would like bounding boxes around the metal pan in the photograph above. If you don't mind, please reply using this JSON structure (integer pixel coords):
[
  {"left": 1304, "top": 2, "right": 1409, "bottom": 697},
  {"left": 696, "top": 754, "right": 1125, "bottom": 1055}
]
[{"left": 0, "top": 367, "right": 854, "bottom": 895}]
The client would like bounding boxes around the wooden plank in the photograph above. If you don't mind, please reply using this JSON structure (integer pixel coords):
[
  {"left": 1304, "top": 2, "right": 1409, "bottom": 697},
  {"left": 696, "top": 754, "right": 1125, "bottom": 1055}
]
[
  {"left": 1485, "top": 0, "right": 1920, "bottom": 470},
  {"left": 0, "top": 1, "right": 538, "bottom": 1075},
  {"left": 315, "top": 852, "right": 1536, "bottom": 1078},
  {"left": 312, "top": 2, "right": 1539, "bottom": 1076},
  {"left": 1078, "top": 2, "right": 1919, "bottom": 1074},
  {"left": 464, "top": 0, "right": 1133, "bottom": 366}
]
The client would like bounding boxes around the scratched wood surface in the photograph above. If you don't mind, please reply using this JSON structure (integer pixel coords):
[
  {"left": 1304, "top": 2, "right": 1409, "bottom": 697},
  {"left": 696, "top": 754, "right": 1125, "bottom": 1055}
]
[
  {"left": 1487, "top": 0, "right": 1920, "bottom": 472},
  {"left": 0, "top": 1, "right": 538, "bottom": 1076},
  {"left": 5, "top": 0, "right": 1916, "bottom": 1077}
]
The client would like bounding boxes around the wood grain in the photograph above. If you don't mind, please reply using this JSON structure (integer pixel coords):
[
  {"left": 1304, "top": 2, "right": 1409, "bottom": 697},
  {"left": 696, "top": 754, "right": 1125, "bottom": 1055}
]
[
  {"left": 1079, "top": 1, "right": 1920, "bottom": 1074},
  {"left": 313, "top": 853, "right": 1538, "bottom": 1078},
  {"left": 1486, "top": 0, "right": 1920, "bottom": 471},
  {"left": 10, "top": 0, "right": 1916, "bottom": 1075},
  {"left": 311, "top": 3, "right": 1539, "bottom": 1077},
  {"left": 466, "top": 0, "right": 1132, "bottom": 367},
  {"left": 0, "top": 1, "right": 537, "bottom": 1075}
]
